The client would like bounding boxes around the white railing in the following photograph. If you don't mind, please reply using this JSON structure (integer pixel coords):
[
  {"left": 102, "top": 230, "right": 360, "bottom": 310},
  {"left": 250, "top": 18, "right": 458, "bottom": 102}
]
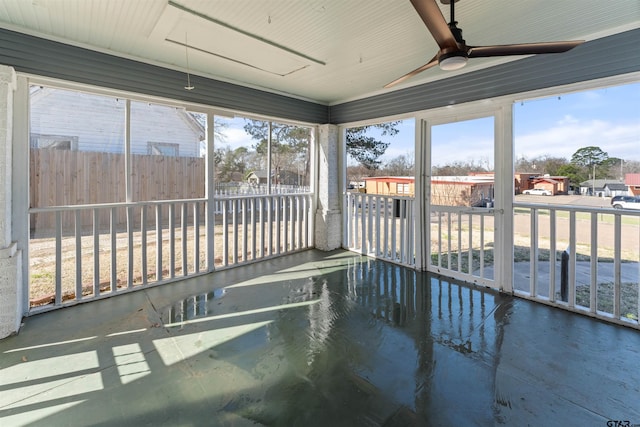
[
  {"left": 28, "top": 193, "right": 313, "bottom": 313},
  {"left": 513, "top": 202, "right": 640, "bottom": 329},
  {"left": 429, "top": 205, "right": 496, "bottom": 288},
  {"left": 214, "top": 193, "right": 313, "bottom": 267},
  {"left": 29, "top": 199, "right": 207, "bottom": 311},
  {"left": 212, "top": 184, "right": 310, "bottom": 213},
  {"left": 343, "top": 193, "right": 495, "bottom": 287},
  {"left": 344, "top": 195, "right": 639, "bottom": 329},
  {"left": 344, "top": 192, "right": 415, "bottom": 266}
]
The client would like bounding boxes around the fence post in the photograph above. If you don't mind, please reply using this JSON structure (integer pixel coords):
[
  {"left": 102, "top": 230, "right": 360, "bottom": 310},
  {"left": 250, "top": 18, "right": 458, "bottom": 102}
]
[{"left": 560, "top": 248, "right": 569, "bottom": 302}]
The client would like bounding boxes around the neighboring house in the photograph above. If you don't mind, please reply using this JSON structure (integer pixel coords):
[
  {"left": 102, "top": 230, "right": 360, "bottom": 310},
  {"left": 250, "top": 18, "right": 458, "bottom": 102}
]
[
  {"left": 515, "top": 172, "right": 536, "bottom": 194},
  {"left": 625, "top": 173, "right": 640, "bottom": 196},
  {"left": 579, "top": 179, "right": 626, "bottom": 197},
  {"left": 30, "top": 87, "right": 205, "bottom": 157},
  {"left": 516, "top": 173, "right": 570, "bottom": 195},
  {"left": 431, "top": 176, "right": 494, "bottom": 206},
  {"left": 366, "top": 173, "right": 575, "bottom": 202},
  {"left": 247, "top": 169, "right": 302, "bottom": 186},
  {"left": 602, "top": 182, "right": 628, "bottom": 197},
  {"left": 363, "top": 176, "right": 414, "bottom": 197},
  {"left": 247, "top": 170, "right": 271, "bottom": 185},
  {"left": 363, "top": 175, "right": 494, "bottom": 207}
]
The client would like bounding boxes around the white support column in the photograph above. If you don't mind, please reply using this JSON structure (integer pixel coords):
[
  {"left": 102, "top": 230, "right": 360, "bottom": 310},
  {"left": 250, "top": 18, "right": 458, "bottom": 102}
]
[
  {"left": 414, "top": 118, "right": 430, "bottom": 271},
  {"left": 0, "top": 65, "right": 22, "bottom": 339},
  {"left": 205, "top": 112, "right": 215, "bottom": 271},
  {"left": 315, "top": 124, "right": 341, "bottom": 250},
  {"left": 494, "top": 104, "right": 514, "bottom": 293}
]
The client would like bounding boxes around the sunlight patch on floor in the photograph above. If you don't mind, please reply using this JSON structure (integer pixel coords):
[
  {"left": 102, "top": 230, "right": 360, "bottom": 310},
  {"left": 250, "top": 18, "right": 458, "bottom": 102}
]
[
  {"left": 112, "top": 343, "right": 151, "bottom": 385},
  {"left": 153, "top": 320, "right": 274, "bottom": 366}
]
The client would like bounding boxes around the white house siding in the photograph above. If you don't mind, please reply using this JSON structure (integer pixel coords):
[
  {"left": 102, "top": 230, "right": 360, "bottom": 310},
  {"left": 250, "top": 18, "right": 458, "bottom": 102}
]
[
  {"left": 30, "top": 88, "right": 125, "bottom": 153},
  {"left": 30, "top": 88, "right": 203, "bottom": 157},
  {"left": 130, "top": 101, "right": 202, "bottom": 157}
]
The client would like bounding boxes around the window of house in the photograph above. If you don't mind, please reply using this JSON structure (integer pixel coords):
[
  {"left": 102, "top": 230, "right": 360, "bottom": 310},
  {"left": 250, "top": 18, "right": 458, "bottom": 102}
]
[
  {"left": 148, "top": 142, "right": 179, "bottom": 156},
  {"left": 30, "top": 134, "right": 79, "bottom": 150}
]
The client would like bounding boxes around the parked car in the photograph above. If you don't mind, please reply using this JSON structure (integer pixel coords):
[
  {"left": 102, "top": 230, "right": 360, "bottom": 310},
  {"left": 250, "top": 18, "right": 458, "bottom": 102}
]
[
  {"left": 612, "top": 196, "right": 640, "bottom": 210},
  {"left": 522, "top": 188, "right": 552, "bottom": 196},
  {"left": 611, "top": 195, "right": 637, "bottom": 205}
]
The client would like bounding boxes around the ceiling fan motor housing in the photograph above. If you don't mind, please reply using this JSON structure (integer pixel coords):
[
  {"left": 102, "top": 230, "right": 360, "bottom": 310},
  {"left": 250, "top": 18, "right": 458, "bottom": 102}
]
[
  {"left": 438, "top": 49, "right": 468, "bottom": 70},
  {"left": 448, "top": 22, "right": 466, "bottom": 45}
]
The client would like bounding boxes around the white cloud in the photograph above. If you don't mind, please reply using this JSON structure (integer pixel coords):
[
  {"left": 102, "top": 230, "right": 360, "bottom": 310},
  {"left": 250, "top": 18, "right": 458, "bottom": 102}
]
[
  {"left": 217, "top": 126, "right": 254, "bottom": 149},
  {"left": 432, "top": 136, "right": 494, "bottom": 167},
  {"left": 556, "top": 114, "right": 580, "bottom": 125},
  {"left": 515, "top": 119, "right": 640, "bottom": 161}
]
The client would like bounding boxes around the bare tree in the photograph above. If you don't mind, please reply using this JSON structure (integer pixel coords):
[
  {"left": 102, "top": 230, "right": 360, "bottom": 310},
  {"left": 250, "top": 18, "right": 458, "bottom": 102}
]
[{"left": 383, "top": 153, "right": 415, "bottom": 176}]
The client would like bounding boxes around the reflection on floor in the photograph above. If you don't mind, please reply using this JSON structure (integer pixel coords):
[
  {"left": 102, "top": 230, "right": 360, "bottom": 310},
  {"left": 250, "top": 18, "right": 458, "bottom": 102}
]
[{"left": 1, "top": 250, "right": 639, "bottom": 426}]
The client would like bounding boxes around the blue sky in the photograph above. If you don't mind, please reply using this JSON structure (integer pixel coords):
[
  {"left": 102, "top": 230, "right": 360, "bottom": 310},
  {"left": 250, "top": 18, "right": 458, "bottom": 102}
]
[
  {"left": 385, "top": 81, "right": 640, "bottom": 168},
  {"left": 514, "top": 83, "right": 640, "bottom": 164},
  {"left": 219, "top": 81, "right": 640, "bottom": 169}
]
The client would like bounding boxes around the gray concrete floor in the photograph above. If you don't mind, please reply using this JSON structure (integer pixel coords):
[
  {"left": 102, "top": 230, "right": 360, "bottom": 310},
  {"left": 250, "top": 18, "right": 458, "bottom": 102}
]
[{"left": 1, "top": 250, "right": 639, "bottom": 426}]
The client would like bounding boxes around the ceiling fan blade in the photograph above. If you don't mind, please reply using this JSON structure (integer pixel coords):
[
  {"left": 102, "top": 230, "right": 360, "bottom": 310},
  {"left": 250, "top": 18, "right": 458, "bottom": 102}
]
[
  {"left": 384, "top": 55, "right": 439, "bottom": 88},
  {"left": 468, "top": 40, "right": 584, "bottom": 58},
  {"left": 410, "top": 0, "right": 458, "bottom": 50}
]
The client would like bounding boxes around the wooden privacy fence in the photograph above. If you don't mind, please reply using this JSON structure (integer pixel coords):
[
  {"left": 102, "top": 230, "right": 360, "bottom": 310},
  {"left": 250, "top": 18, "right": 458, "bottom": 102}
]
[
  {"left": 30, "top": 148, "right": 205, "bottom": 230},
  {"left": 30, "top": 149, "right": 310, "bottom": 231}
]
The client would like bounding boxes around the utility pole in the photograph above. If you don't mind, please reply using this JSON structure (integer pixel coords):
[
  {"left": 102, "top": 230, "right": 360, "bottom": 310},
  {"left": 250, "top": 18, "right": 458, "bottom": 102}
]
[{"left": 592, "top": 163, "right": 596, "bottom": 196}]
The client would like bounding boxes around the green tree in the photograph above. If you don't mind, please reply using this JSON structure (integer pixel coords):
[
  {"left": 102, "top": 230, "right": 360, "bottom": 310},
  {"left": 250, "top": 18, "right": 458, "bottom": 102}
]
[
  {"left": 346, "top": 122, "right": 400, "bottom": 170},
  {"left": 571, "top": 146, "right": 608, "bottom": 167},
  {"left": 214, "top": 146, "right": 253, "bottom": 182},
  {"left": 570, "top": 146, "right": 610, "bottom": 185},
  {"left": 243, "top": 120, "right": 311, "bottom": 186},
  {"left": 556, "top": 163, "right": 583, "bottom": 188}
]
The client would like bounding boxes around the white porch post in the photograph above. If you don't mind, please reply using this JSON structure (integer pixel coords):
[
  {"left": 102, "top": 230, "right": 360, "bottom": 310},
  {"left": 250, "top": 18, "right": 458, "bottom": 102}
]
[
  {"left": 205, "top": 112, "right": 215, "bottom": 271},
  {"left": 0, "top": 65, "right": 22, "bottom": 339},
  {"left": 315, "top": 124, "right": 342, "bottom": 250},
  {"left": 414, "top": 118, "right": 430, "bottom": 271},
  {"left": 494, "top": 104, "right": 514, "bottom": 293}
]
